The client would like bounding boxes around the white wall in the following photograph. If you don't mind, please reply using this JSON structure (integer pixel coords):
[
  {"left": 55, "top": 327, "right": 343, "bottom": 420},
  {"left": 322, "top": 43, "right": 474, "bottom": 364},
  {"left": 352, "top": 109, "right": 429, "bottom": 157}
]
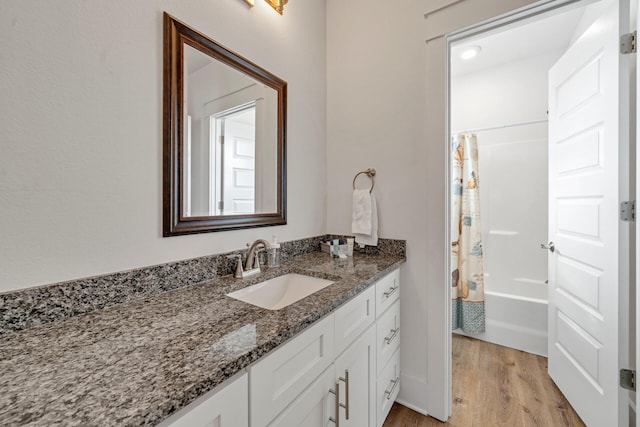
[
  {"left": 327, "top": 0, "right": 431, "bottom": 414},
  {"left": 0, "top": 0, "right": 327, "bottom": 291},
  {"left": 327, "top": 0, "right": 541, "bottom": 420},
  {"left": 451, "top": 51, "right": 558, "bottom": 131}
]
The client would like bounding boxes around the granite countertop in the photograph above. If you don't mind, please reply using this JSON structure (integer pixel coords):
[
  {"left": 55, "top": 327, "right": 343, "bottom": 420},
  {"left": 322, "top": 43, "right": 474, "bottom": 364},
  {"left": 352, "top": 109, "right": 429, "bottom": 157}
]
[{"left": 0, "top": 251, "right": 404, "bottom": 426}]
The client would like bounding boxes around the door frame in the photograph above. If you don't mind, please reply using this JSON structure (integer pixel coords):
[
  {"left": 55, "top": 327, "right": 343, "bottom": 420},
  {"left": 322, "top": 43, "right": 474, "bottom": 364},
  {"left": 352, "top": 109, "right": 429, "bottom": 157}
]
[{"left": 443, "top": 0, "right": 626, "bottom": 421}]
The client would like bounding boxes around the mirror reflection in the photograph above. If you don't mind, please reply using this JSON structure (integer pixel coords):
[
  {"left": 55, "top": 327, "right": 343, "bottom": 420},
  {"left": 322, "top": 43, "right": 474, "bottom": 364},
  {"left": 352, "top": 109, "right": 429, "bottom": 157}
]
[
  {"left": 183, "top": 45, "right": 278, "bottom": 217},
  {"left": 163, "top": 13, "right": 287, "bottom": 236}
]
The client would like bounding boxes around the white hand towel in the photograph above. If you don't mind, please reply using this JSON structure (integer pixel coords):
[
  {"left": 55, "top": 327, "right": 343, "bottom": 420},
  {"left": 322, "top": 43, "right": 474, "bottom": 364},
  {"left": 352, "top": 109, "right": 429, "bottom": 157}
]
[
  {"left": 352, "top": 191, "right": 378, "bottom": 247},
  {"left": 351, "top": 189, "right": 372, "bottom": 234}
]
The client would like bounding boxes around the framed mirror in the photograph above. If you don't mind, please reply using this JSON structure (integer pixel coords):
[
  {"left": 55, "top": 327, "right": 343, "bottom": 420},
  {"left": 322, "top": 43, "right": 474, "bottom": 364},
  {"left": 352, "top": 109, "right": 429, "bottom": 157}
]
[{"left": 163, "top": 13, "right": 287, "bottom": 236}]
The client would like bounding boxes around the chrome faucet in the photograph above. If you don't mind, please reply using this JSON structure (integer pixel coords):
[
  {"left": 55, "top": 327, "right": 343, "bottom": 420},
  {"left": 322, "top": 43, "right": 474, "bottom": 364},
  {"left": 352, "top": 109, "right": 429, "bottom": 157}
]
[
  {"left": 245, "top": 239, "right": 271, "bottom": 273},
  {"left": 227, "top": 239, "right": 272, "bottom": 279}
]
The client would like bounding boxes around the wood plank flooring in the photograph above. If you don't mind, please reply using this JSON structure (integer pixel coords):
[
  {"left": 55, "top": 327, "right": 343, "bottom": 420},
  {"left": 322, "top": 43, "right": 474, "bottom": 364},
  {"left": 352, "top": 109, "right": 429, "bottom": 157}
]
[{"left": 382, "top": 335, "right": 585, "bottom": 427}]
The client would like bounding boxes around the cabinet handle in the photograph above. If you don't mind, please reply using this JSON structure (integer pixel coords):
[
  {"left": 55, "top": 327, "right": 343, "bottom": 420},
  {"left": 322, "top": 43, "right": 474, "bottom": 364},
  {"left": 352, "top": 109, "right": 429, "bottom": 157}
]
[
  {"left": 338, "top": 370, "right": 349, "bottom": 420},
  {"left": 384, "top": 377, "right": 399, "bottom": 400},
  {"left": 384, "top": 328, "right": 400, "bottom": 344},
  {"left": 383, "top": 284, "right": 399, "bottom": 298},
  {"left": 329, "top": 382, "right": 340, "bottom": 426}
]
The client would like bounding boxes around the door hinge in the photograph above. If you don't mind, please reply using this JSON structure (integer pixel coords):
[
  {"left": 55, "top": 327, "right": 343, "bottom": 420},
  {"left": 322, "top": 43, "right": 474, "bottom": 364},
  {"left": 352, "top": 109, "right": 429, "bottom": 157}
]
[
  {"left": 620, "top": 200, "right": 635, "bottom": 222},
  {"left": 620, "top": 369, "right": 636, "bottom": 391},
  {"left": 621, "top": 31, "right": 637, "bottom": 54},
  {"left": 218, "top": 201, "right": 224, "bottom": 210}
]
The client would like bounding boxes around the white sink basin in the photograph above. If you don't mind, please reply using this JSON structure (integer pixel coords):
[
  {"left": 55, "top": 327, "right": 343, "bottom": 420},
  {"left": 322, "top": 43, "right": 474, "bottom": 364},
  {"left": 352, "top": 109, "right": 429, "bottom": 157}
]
[{"left": 226, "top": 273, "right": 334, "bottom": 310}]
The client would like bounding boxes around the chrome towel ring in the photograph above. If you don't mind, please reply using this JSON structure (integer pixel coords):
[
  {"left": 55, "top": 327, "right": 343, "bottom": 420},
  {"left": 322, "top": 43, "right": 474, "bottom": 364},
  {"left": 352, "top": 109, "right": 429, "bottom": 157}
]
[{"left": 352, "top": 168, "right": 376, "bottom": 193}]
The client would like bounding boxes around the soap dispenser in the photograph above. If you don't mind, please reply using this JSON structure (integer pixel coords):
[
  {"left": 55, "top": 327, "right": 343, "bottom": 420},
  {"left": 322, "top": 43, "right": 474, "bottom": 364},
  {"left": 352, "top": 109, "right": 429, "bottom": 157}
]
[{"left": 268, "top": 234, "right": 281, "bottom": 267}]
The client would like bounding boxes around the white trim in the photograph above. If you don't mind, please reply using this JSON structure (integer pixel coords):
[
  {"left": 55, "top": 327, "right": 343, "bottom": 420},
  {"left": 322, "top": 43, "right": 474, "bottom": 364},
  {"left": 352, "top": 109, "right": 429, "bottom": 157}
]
[
  {"left": 444, "top": 35, "right": 453, "bottom": 420},
  {"left": 617, "top": 2, "right": 633, "bottom": 425},
  {"left": 394, "top": 399, "right": 428, "bottom": 416},
  {"left": 636, "top": 0, "right": 640, "bottom": 419},
  {"left": 445, "top": 0, "right": 594, "bottom": 44},
  {"left": 395, "top": 373, "right": 429, "bottom": 416}
]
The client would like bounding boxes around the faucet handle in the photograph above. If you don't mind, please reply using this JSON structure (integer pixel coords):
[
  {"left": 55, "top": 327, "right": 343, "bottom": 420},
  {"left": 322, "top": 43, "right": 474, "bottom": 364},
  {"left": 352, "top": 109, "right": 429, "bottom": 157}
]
[
  {"left": 226, "top": 254, "right": 243, "bottom": 278},
  {"left": 252, "top": 248, "right": 265, "bottom": 269}
]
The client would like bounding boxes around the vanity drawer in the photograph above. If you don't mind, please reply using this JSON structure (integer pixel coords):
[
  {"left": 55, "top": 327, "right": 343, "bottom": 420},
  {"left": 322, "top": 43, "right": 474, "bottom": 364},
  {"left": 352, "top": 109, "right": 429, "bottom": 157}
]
[
  {"left": 334, "top": 285, "right": 375, "bottom": 357},
  {"left": 376, "top": 349, "right": 400, "bottom": 427},
  {"left": 376, "top": 300, "right": 400, "bottom": 374},
  {"left": 249, "top": 314, "right": 335, "bottom": 427},
  {"left": 375, "top": 269, "right": 400, "bottom": 317}
]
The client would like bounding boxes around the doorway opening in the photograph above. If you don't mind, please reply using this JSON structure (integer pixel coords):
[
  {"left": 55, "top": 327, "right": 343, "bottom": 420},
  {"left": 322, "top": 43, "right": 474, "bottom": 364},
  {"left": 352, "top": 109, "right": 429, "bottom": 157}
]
[
  {"left": 449, "top": 2, "right": 590, "bottom": 356},
  {"left": 447, "top": 0, "right": 633, "bottom": 425}
]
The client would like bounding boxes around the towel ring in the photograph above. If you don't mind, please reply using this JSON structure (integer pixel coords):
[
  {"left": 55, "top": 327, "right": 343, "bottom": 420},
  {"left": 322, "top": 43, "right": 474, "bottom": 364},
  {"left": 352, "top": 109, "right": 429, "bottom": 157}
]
[{"left": 353, "top": 168, "right": 376, "bottom": 193}]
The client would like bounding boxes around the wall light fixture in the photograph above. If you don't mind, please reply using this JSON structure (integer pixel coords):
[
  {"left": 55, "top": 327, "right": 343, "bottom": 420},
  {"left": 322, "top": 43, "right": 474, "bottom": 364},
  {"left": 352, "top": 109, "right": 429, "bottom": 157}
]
[
  {"left": 242, "top": 0, "right": 288, "bottom": 15},
  {"left": 264, "top": 0, "right": 288, "bottom": 14}
]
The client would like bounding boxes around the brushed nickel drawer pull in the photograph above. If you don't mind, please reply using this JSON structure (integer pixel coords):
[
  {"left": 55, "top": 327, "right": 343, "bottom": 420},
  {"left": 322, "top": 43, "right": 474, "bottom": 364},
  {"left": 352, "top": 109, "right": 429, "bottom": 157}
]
[
  {"left": 384, "top": 377, "right": 399, "bottom": 400},
  {"left": 329, "top": 383, "right": 340, "bottom": 426},
  {"left": 384, "top": 328, "right": 400, "bottom": 344},
  {"left": 338, "top": 370, "right": 350, "bottom": 420},
  {"left": 383, "top": 284, "right": 399, "bottom": 298}
]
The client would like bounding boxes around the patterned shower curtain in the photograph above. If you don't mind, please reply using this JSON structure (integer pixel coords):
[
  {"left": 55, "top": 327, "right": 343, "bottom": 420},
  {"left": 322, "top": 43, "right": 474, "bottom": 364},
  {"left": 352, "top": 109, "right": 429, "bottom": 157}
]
[{"left": 451, "top": 133, "right": 485, "bottom": 334}]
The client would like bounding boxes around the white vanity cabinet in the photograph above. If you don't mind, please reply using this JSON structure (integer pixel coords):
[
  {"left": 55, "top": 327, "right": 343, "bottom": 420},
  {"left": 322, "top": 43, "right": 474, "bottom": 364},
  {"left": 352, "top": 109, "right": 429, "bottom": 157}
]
[
  {"left": 268, "top": 326, "right": 376, "bottom": 427},
  {"left": 249, "top": 314, "right": 335, "bottom": 427},
  {"left": 375, "top": 269, "right": 401, "bottom": 427},
  {"left": 334, "top": 285, "right": 375, "bottom": 355},
  {"left": 333, "top": 285, "right": 376, "bottom": 426},
  {"left": 267, "top": 366, "right": 336, "bottom": 427},
  {"left": 375, "top": 269, "right": 400, "bottom": 317},
  {"left": 157, "top": 372, "right": 248, "bottom": 427},
  {"left": 376, "top": 300, "right": 400, "bottom": 375},
  {"left": 250, "top": 285, "right": 377, "bottom": 427},
  {"left": 377, "top": 348, "right": 400, "bottom": 426},
  {"left": 334, "top": 325, "right": 376, "bottom": 426},
  {"left": 159, "top": 267, "right": 401, "bottom": 427}
]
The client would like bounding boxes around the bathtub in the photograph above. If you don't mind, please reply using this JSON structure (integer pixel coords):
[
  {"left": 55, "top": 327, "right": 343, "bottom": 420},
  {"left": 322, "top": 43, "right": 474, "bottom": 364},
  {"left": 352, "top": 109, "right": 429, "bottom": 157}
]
[{"left": 456, "top": 286, "right": 548, "bottom": 357}]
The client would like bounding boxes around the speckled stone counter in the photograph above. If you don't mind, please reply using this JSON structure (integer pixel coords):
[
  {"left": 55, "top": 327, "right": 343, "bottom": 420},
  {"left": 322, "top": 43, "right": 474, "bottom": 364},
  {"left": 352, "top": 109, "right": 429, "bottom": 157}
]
[{"left": 0, "top": 250, "right": 405, "bottom": 426}]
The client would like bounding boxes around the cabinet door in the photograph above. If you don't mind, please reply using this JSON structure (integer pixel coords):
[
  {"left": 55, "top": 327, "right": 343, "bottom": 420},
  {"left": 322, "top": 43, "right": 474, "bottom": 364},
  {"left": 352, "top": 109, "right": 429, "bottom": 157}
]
[
  {"left": 158, "top": 372, "right": 248, "bottom": 427},
  {"left": 250, "top": 314, "right": 334, "bottom": 427},
  {"left": 267, "top": 366, "right": 336, "bottom": 427},
  {"left": 335, "top": 325, "right": 376, "bottom": 427}
]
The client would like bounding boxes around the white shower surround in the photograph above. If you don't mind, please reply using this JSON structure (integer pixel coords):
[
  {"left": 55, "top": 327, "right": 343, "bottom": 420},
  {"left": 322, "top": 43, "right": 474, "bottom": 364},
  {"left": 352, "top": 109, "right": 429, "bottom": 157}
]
[
  {"left": 456, "top": 128, "right": 549, "bottom": 357},
  {"left": 451, "top": 50, "right": 560, "bottom": 356}
]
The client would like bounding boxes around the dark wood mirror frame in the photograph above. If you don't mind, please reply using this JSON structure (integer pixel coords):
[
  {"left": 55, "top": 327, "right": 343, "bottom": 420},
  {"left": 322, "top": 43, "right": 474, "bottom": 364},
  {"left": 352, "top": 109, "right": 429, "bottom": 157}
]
[{"left": 163, "top": 12, "right": 287, "bottom": 236}]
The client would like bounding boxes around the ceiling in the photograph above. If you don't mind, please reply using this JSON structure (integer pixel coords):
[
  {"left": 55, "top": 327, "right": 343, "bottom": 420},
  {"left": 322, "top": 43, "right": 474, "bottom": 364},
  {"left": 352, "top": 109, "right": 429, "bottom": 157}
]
[{"left": 450, "top": 6, "right": 586, "bottom": 77}]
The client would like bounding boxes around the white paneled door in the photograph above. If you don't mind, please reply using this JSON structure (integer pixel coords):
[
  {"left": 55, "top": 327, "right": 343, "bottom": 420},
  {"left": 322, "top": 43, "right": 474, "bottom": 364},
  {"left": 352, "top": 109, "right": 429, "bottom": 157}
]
[{"left": 547, "top": 0, "right": 629, "bottom": 425}]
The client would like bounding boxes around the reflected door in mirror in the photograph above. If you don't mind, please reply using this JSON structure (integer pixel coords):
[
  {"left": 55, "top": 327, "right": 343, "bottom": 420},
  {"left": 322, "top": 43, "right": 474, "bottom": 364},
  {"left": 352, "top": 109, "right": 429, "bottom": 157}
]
[{"left": 183, "top": 44, "right": 278, "bottom": 217}]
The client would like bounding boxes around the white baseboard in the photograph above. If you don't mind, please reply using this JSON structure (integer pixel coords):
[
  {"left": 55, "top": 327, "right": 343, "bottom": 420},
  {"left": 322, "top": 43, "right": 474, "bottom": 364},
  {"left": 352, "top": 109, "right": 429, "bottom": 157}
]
[
  {"left": 394, "top": 398, "right": 428, "bottom": 416},
  {"left": 396, "top": 372, "right": 428, "bottom": 415}
]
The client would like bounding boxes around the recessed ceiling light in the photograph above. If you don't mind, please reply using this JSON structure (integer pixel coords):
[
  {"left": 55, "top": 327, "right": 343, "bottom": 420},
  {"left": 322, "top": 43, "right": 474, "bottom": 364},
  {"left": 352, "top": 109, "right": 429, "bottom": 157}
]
[{"left": 460, "top": 46, "right": 481, "bottom": 60}]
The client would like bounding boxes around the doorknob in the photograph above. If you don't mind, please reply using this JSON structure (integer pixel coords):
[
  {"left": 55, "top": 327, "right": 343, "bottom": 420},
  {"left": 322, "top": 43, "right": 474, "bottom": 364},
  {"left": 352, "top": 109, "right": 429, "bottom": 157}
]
[{"left": 540, "top": 241, "right": 555, "bottom": 253}]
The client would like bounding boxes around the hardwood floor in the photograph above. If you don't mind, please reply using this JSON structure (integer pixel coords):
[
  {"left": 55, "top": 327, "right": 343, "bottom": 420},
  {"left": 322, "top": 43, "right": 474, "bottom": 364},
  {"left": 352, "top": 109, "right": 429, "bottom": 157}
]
[{"left": 382, "top": 335, "right": 585, "bottom": 427}]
